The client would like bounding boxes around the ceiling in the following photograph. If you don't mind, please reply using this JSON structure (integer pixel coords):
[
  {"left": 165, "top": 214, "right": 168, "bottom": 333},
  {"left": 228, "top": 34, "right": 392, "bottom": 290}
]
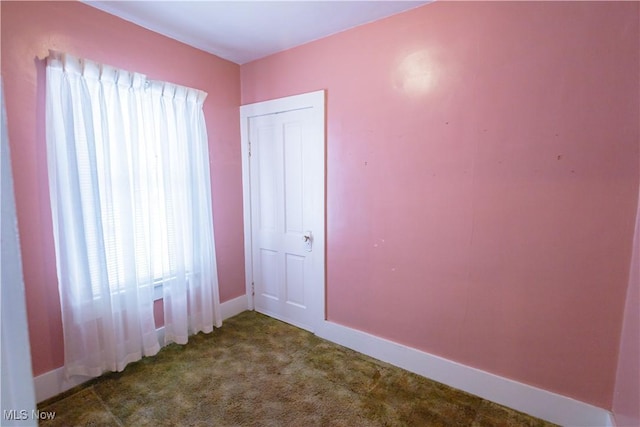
[{"left": 83, "top": 1, "right": 431, "bottom": 64}]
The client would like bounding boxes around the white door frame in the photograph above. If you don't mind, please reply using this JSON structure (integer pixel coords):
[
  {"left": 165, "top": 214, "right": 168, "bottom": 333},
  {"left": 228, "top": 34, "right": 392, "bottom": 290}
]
[
  {"left": 239, "top": 90, "right": 326, "bottom": 331},
  {"left": 1, "top": 80, "right": 37, "bottom": 423}
]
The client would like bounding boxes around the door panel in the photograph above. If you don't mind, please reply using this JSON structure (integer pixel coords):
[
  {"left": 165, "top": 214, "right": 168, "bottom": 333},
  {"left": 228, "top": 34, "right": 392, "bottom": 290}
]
[
  {"left": 285, "top": 253, "right": 306, "bottom": 307},
  {"left": 259, "top": 249, "right": 279, "bottom": 300},
  {"left": 257, "top": 125, "right": 278, "bottom": 231},
  {"left": 284, "top": 123, "right": 304, "bottom": 234}
]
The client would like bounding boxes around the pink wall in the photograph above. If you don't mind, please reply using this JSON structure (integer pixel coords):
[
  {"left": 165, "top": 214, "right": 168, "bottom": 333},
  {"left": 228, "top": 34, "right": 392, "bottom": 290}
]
[
  {"left": 241, "top": 1, "right": 639, "bottom": 409},
  {"left": 1, "top": 1, "right": 245, "bottom": 377},
  {"left": 613, "top": 191, "right": 640, "bottom": 426}
]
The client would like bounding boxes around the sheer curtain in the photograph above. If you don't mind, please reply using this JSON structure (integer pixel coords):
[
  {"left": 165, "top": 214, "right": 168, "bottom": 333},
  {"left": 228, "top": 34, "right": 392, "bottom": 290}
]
[{"left": 46, "top": 51, "right": 221, "bottom": 379}]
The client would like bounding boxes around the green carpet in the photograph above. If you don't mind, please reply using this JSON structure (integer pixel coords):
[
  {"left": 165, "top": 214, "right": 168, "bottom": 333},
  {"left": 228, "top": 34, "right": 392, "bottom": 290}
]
[{"left": 39, "top": 311, "right": 557, "bottom": 426}]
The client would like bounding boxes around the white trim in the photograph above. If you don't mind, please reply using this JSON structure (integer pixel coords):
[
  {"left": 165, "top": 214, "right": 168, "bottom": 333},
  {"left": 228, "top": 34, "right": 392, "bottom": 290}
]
[
  {"left": 609, "top": 413, "right": 620, "bottom": 427},
  {"left": 239, "top": 90, "right": 326, "bottom": 332},
  {"left": 219, "top": 294, "right": 250, "bottom": 320},
  {"left": 239, "top": 101, "right": 254, "bottom": 311},
  {"left": 316, "top": 320, "right": 614, "bottom": 427},
  {"left": 1, "top": 79, "right": 38, "bottom": 425},
  {"left": 33, "top": 368, "right": 91, "bottom": 405},
  {"left": 240, "top": 90, "right": 325, "bottom": 118},
  {"left": 34, "top": 296, "right": 249, "bottom": 403}
]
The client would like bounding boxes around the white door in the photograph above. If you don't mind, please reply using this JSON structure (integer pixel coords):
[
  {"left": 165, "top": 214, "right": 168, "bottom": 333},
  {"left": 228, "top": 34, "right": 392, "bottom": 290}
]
[{"left": 240, "top": 91, "right": 325, "bottom": 332}]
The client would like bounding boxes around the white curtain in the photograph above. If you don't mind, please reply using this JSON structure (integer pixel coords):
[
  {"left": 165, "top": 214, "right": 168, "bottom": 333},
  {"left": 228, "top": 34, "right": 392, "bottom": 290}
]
[{"left": 46, "top": 51, "right": 221, "bottom": 379}]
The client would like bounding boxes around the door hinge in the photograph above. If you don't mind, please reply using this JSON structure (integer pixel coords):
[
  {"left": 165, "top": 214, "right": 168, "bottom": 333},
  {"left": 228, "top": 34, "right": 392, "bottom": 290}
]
[
  {"left": 251, "top": 282, "right": 255, "bottom": 296},
  {"left": 248, "top": 140, "right": 252, "bottom": 157}
]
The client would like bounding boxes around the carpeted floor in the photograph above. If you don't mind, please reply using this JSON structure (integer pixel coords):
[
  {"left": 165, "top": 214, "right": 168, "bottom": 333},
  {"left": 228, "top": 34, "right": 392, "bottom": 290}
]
[{"left": 39, "top": 311, "right": 557, "bottom": 426}]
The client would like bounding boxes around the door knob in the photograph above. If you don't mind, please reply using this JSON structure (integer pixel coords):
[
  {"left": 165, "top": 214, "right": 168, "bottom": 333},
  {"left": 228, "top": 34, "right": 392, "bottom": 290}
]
[{"left": 302, "top": 231, "right": 312, "bottom": 251}]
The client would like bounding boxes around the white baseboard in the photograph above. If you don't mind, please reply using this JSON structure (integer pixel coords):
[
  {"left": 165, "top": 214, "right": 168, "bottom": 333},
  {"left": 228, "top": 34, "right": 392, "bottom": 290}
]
[
  {"left": 219, "top": 294, "right": 250, "bottom": 321},
  {"left": 33, "top": 369, "right": 90, "bottom": 405},
  {"left": 34, "top": 295, "right": 249, "bottom": 403},
  {"left": 315, "top": 320, "right": 614, "bottom": 427}
]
